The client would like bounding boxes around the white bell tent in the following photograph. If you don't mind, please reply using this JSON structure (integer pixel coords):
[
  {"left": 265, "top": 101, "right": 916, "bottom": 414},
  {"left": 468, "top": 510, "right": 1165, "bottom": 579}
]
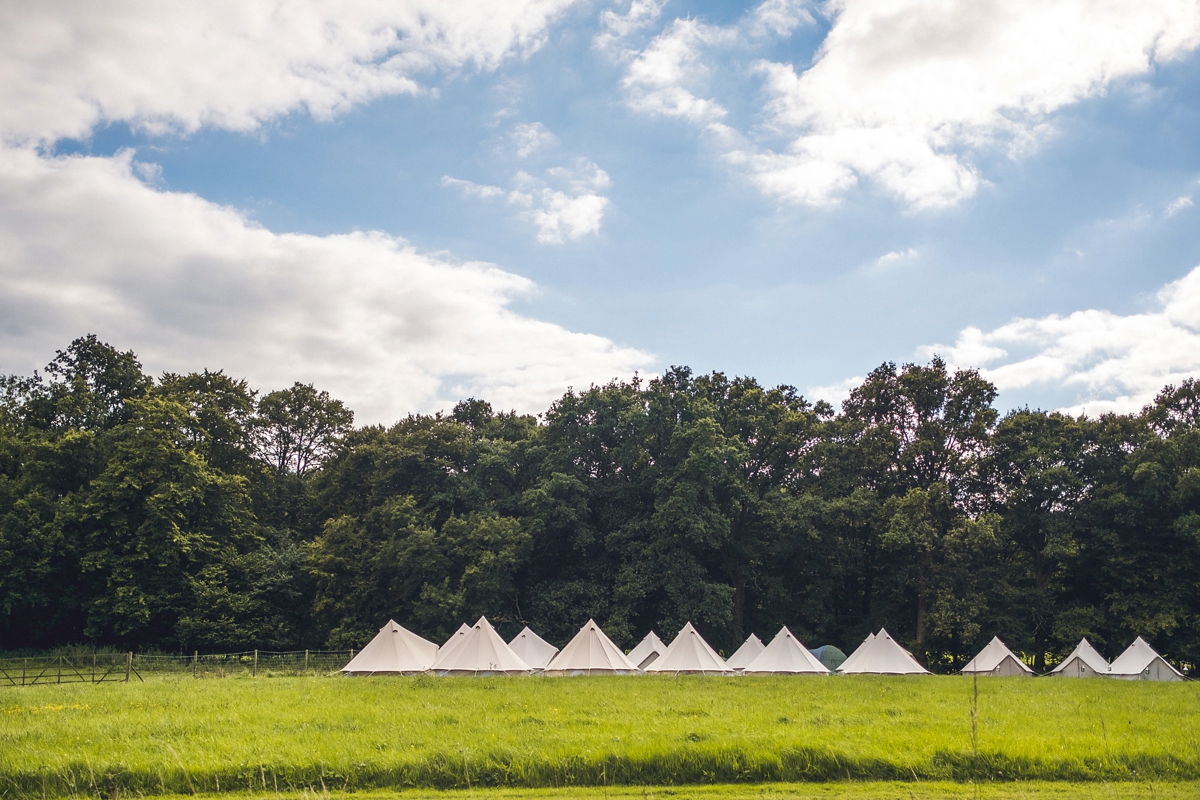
[
  {"left": 430, "top": 616, "right": 533, "bottom": 676},
  {"left": 544, "top": 619, "right": 639, "bottom": 675},
  {"left": 724, "top": 633, "right": 765, "bottom": 671},
  {"left": 961, "top": 636, "right": 1032, "bottom": 677},
  {"left": 627, "top": 631, "right": 667, "bottom": 670},
  {"left": 837, "top": 629, "right": 929, "bottom": 675},
  {"left": 644, "top": 622, "right": 734, "bottom": 674},
  {"left": 342, "top": 620, "right": 438, "bottom": 675},
  {"left": 438, "top": 623, "right": 472, "bottom": 663},
  {"left": 508, "top": 626, "right": 559, "bottom": 670},
  {"left": 835, "top": 632, "right": 874, "bottom": 673},
  {"left": 1049, "top": 638, "right": 1109, "bottom": 678},
  {"left": 742, "top": 627, "right": 830, "bottom": 674},
  {"left": 1106, "top": 636, "right": 1183, "bottom": 682}
]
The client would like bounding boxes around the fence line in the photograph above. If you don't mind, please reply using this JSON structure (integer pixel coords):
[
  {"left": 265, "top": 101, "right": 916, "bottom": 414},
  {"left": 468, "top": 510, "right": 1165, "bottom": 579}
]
[{"left": 0, "top": 649, "right": 354, "bottom": 686}]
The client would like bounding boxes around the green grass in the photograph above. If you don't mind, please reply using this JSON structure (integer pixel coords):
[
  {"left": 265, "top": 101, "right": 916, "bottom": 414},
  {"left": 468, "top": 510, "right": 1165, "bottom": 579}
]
[
  {"left": 1, "top": 675, "right": 1198, "bottom": 797},
  {"left": 144, "top": 783, "right": 1200, "bottom": 800}
]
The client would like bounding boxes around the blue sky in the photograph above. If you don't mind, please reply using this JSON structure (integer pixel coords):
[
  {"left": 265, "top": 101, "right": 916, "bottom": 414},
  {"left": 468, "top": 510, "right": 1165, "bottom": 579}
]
[{"left": 3, "top": 0, "right": 1200, "bottom": 422}]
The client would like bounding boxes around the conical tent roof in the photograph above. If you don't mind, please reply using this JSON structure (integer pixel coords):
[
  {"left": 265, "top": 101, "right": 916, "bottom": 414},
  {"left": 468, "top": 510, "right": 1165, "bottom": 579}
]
[
  {"left": 724, "top": 634, "right": 766, "bottom": 670},
  {"left": 1049, "top": 638, "right": 1108, "bottom": 677},
  {"left": 342, "top": 620, "right": 439, "bottom": 675},
  {"left": 836, "top": 633, "right": 874, "bottom": 673},
  {"left": 545, "top": 619, "right": 638, "bottom": 675},
  {"left": 1107, "top": 636, "right": 1183, "bottom": 681},
  {"left": 509, "top": 626, "right": 559, "bottom": 670},
  {"left": 437, "top": 623, "right": 472, "bottom": 663},
  {"left": 962, "top": 636, "right": 1033, "bottom": 676},
  {"left": 628, "top": 631, "right": 667, "bottom": 669},
  {"left": 431, "top": 616, "right": 533, "bottom": 675},
  {"left": 743, "top": 627, "right": 830, "bottom": 674},
  {"left": 644, "top": 622, "right": 734, "bottom": 673},
  {"left": 837, "top": 629, "right": 929, "bottom": 674}
]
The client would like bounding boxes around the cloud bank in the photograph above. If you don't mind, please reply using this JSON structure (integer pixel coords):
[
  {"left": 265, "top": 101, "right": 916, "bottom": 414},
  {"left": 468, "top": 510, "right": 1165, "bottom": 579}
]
[
  {"left": 0, "top": 0, "right": 654, "bottom": 422},
  {"left": 0, "top": 0, "right": 581, "bottom": 144},
  {"left": 923, "top": 265, "right": 1200, "bottom": 416},
  {"left": 620, "top": 0, "right": 1200, "bottom": 209},
  {"left": 0, "top": 148, "right": 650, "bottom": 422}
]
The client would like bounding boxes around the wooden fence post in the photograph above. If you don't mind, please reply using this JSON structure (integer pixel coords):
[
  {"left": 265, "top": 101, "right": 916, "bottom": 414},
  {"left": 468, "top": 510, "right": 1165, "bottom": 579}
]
[
  {"left": 253, "top": 649, "right": 258, "bottom": 677},
  {"left": 304, "top": 649, "right": 309, "bottom": 673},
  {"left": 57, "top": 655, "right": 62, "bottom": 684},
  {"left": 193, "top": 650, "right": 198, "bottom": 679},
  {"left": 125, "top": 652, "right": 132, "bottom": 682}
]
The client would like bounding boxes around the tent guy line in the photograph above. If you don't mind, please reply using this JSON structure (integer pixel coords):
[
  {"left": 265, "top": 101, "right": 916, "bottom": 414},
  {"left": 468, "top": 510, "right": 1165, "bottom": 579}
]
[{"left": 341, "top": 619, "right": 1185, "bottom": 681}]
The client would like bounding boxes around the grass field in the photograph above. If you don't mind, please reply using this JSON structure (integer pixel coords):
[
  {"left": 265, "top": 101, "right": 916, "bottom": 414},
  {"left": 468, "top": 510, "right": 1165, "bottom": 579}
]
[
  {"left": 130, "top": 783, "right": 1200, "bottom": 800},
  {"left": 1, "top": 674, "right": 1198, "bottom": 798}
]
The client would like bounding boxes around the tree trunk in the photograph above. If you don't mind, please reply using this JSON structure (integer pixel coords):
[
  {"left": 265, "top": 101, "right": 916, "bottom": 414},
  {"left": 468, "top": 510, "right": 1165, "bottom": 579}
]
[
  {"left": 1033, "top": 546, "right": 1049, "bottom": 671},
  {"left": 732, "top": 567, "right": 746, "bottom": 643},
  {"left": 916, "top": 550, "right": 931, "bottom": 647},
  {"left": 916, "top": 592, "right": 928, "bottom": 646}
]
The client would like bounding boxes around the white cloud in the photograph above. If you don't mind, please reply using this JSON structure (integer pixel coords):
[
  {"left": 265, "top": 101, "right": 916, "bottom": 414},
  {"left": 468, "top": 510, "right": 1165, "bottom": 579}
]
[
  {"left": 132, "top": 160, "right": 163, "bottom": 184},
  {"left": 510, "top": 121, "right": 559, "bottom": 158},
  {"left": 877, "top": 247, "right": 918, "bottom": 266},
  {"left": 0, "top": 0, "right": 581, "bottom": 145},
  {"left": 442, "top": 176, "right": 511, "bottom": 201},
  {"left": 808, "top": 375, "right": 864, "bottom": 408},
  {"left": 621, "top": 18, "right": 734, "bottom": 124},
  {"left": 595, "top": 0, "right": 666, "bottom": 51},
  {"left": 622, "top": 0, "right": 1200, "bottom": 209},
  {"left": 1167, "top": 195, "right": 1195, "bottom": 216},
  {"left": 0, "top": 1, "right": 654, "bottom": 422},
  {"left": 0, "top": 147, "right": 652, "bottom": 422},
  {"left": 921, "top": 265, "right": 1200, "bottom": 416},
  {"left": 444, "top": 159, "right": 611, "bottom": 243},
  {"left": 747, "top": 0, "right": 815, "bottom": 38},
  {"left": 750, "top": 0, "right": 1200, "bottom": 208}
]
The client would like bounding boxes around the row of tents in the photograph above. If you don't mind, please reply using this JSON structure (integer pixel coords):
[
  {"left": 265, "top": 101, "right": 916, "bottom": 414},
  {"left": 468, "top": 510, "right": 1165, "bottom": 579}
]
[{"left": 342, "top": 617, "right": 1184, "bottom": 681}]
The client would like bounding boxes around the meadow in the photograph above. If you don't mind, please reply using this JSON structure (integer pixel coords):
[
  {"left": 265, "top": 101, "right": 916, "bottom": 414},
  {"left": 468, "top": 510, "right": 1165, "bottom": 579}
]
[{"left": 1, "top": 674, "right": 1198, "bottom": 798}]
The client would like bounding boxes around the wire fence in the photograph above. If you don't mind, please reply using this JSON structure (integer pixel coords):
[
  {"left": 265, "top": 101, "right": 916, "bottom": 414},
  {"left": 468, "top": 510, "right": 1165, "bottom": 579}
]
[{"left": 0, "top": 649, "right": 354, "bottom": 686}]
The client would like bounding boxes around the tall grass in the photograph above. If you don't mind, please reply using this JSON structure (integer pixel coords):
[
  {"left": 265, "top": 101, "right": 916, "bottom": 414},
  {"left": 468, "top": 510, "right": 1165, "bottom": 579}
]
[{"left": 1, "top": 675, "right": 1197, "bottom": 797}]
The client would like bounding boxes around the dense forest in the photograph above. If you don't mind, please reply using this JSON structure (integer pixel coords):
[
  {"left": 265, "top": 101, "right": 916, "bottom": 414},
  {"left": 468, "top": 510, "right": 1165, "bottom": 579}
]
[{"left": 2, "top": 335, "right": 1198, "bottom": 671}]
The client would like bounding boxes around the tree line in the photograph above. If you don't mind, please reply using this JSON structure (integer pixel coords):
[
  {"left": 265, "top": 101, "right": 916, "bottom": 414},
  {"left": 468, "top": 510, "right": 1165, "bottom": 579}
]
[{"left": 2, "top": 335, "right": 1198, "bottom": 671}]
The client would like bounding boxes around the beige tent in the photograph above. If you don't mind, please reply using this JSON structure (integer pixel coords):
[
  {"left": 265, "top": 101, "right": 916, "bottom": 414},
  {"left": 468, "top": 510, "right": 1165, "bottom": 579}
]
[
  {"left": 837, "top": 629, "right": 929, "bottom": 675},
  {"left": 436, "top": 623, "right": 472, "bottom": 664},
  {"left": 430, "top": 616, "right": 533, "bottom": 675},
  {"left": 835, "top": 632, "right": 874, "bottom": 673},
  {"left": 627, "top": 631, "right": 667, "bottom": 669},
  {"left": 742, "top": 627, "right": 830, "bottom": 674},
  {"left": 645, "top": 622, "right": 734, "bottom": 674},
  {"left": 724, "top": 633, "right": 765, "bottom": 671},
  {"left": 1049, "top": 638, "right": 1108, "bottom": 678},
  {"left": 1107, "top": 636, "right": 1183, "bottom": 682},
  {"left": 544, "top": 619, "right": 639, "bottom": 675},
  {"left": 509, "top": 626, "right": 559, "bottom": 670},
  {"left": 342, "top": 620, "right": 438, "bottom": 675},
  {"left": 961, "top": 636, "right": 1033, "bottom": 677}
]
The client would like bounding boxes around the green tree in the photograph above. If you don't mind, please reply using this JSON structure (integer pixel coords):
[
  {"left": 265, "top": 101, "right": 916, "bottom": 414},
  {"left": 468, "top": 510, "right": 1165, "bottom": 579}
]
[
  {"left": 157, "top": 370, "right": 257, "bottom": 474},
  {"left": 986, "top": 410, "right": 1088, "bottom": 668},
  {"left": 253, "top": 383, "right": 353, "bottom": 477},
  {"left": 310, "top": 497, "right": 531, "bottom": 646},
  {"left": 73, "top": 396, "right": 260, "bottom": 645},
  {"left": 839, "top": 358, "right": 999, "bottom": 652},
  {"left": 24, "top": 334, "right": 151, "bottom": 431}
]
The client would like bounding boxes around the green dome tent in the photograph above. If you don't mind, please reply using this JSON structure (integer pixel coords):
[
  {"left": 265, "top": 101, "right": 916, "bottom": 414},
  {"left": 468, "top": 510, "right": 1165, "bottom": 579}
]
[{"left": 809, "top": 645, "right": 847, "bottom": 672}]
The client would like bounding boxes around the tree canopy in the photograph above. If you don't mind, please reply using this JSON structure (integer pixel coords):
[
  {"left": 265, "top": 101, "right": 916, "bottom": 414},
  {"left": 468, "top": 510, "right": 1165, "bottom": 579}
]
[{"left": 2, "top": 336, "right": 1197, "bottom": 670}]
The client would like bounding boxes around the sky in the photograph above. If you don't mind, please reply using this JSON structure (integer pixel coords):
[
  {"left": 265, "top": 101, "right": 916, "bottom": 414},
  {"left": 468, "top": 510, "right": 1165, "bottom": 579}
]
[{"left": 2, "top": 0, "right": 1200, "bottom": 424}]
